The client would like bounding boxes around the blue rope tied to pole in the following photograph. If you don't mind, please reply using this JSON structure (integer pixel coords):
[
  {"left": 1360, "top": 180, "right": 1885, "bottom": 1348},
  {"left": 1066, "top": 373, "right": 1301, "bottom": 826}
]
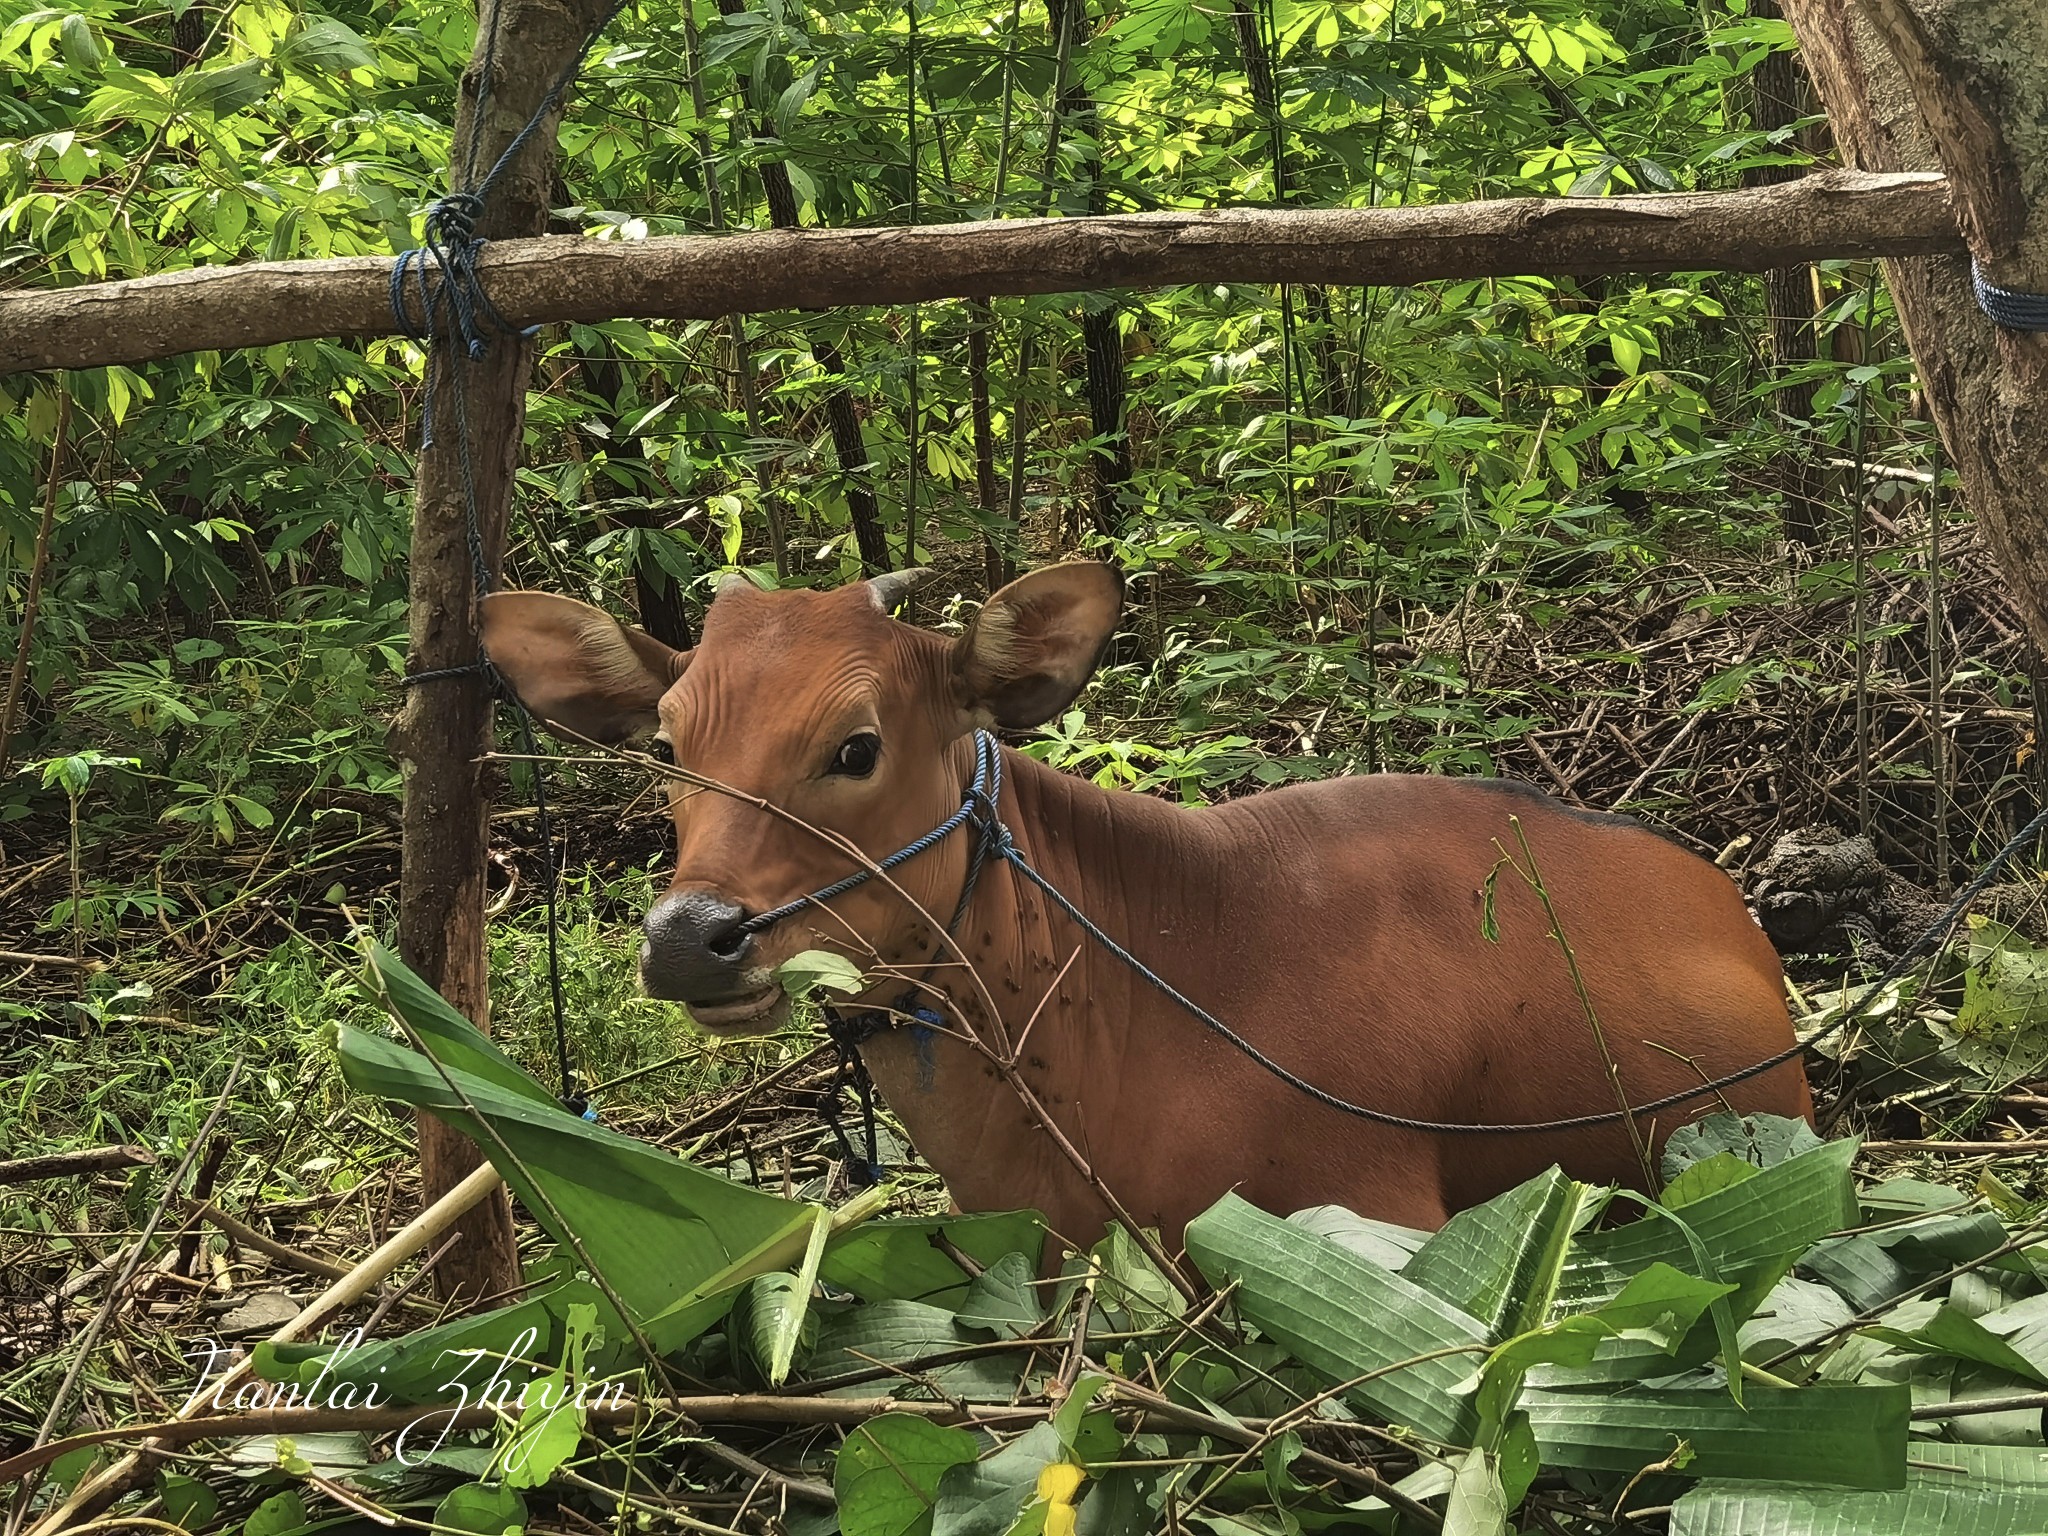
[
  {"left": 766, "top": 731, "right": 2048, "bottom": 1139},
  {"left": 391, "top": 0, "right": 628, "bottom": 1119},
  {"left": 1972, "top": 260, "right": 2048, "bottom": 333}
]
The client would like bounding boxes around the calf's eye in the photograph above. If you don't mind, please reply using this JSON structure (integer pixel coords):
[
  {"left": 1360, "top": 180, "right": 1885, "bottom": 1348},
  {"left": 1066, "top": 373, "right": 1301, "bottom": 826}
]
[{"left": 830, "top": 732, "right": 881, "bottom": 778}]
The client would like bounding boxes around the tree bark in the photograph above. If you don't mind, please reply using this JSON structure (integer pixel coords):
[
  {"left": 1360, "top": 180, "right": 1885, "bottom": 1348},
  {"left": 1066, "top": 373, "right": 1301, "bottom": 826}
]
[
  {"left": 0, "top": 172, "right": 1961, "bottom": 377},
  {"left": 386, "top": 0, "right": 621, "bottom": 1307},
  {"left": 1779, "top": 0, "right": 2048, "bottom": 641}
]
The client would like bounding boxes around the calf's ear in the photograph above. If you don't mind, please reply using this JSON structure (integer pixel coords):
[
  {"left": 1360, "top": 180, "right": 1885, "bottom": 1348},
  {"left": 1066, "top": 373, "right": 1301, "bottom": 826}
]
[
  {"left": 952, "top": 562, "right": 1123, "bottom": 729},
  {"left": 478, "top": 591, "right": 689, "bottom": 743}
]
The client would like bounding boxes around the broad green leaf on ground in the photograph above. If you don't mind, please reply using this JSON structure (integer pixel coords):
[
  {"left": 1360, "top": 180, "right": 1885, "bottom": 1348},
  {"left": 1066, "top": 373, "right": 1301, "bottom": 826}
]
[
  {"left": 1662, "top": 1113, "right": 1824, "bottom": 1180},
  {"left": 364, "top": 942, "right": 554, "bottom": 1104},
  {"left": 1403, "top": 1167, "right": 1595, "bottom": 1341},
  {"left": 1560, "top": 1139, "right": 1860, "bottom": 1309},
  {"left": 1958, "top": 920, "right": 2048, "bottom": 1031},
  {"left": 820, "top": 1212, "right": 1046, "bottom": 1308},
  {"left": 1522, "top": 1384, "right": 1908, "bottom": 1488},
  {"left": 836, "top": 1414, "right": 980, "bottom": 1536},
  {"left": 255, "top": 1292, "right": 576, "bottom": 1404},
  {"left": 337, "top": 1020, "right": 817, "bottom": 1329},
  {"left": 242, "top": 1489, "right": 308, "bottom": 1536},
  {"left": 1443, "top": 1445, "right": 1508, "bottom": 1536},
  {"left": 1072, "top": 1466, "right": 1165, "bottom": 1536},
  {"left": 1861, "top": 1177, "right": 1979, "bottom": 1220},
  {"left": 738, "top": 1204, "right": 833, "bottom": 1384},
  {"left": 1670, "top": 1442, "right": 2048, "bottom": 1535},
  {"left": 434, "top": 1481, "right": 527, "bottom": 1536},
  {"left": 1739, "top": 1276, "right": 1856, "bottom": 1359},
  {"left": 1800, "top": 1233, "right": 1920, "bottom": 1313},
  {"left": 498, "top": 1300, "right": 598, "bottom": 1488},
  {"left": 1184, "top": 1192, "right": 1486, "bottom": 1444},
  {"left": 1662, "top": 1152, "right": 1761, "bottom": 1209},
  {"left": 1538, "top": 1139, "right": 1859, "bottom": 1385},
  {"left": 1469, "top": 1264, "right": 1737, "bottom": 1459},
  {"left": 1288, "top": 1205, "right": 1431, "bottom": 1272},
  {"left": 807, "top": 1299, "right": 1026, "bottom": 1400},
  {"left": 934, "top": 1422, "right": 1064, "bottom": 1536},
  {"left": 1054, "top": 1375, "right": 1122, "bottom": 1467},
  {"left": 1089, "top": 1222, "right": 1186, "bottom": 1330},
  {"left": 1866, "top": 1304, "right": 2048, "bottom": 1387},
  {"left": 956, "top": 1251, "right": 1047, "bottom": 1338}
]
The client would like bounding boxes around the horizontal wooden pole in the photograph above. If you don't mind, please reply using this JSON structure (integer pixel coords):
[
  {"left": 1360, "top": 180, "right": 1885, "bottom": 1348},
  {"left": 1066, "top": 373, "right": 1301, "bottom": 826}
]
[{"left": 0, "top": 170, "right": 1957, "bottom": 377}]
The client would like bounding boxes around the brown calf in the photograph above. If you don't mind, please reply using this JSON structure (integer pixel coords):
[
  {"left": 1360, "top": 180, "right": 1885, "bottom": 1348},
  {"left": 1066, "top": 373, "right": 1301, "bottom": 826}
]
[{"left": 481, "top": 562, "right": 1810, "bottom": 1248}]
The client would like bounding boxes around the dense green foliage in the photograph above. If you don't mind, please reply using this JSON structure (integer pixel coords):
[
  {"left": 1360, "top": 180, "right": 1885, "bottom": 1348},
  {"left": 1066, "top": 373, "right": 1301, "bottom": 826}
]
[
  {"left": 2, "top": 0, "right": 1923, "bottom": 845},
  {"left": 8, "top": 2, "right": 2047, "bottom": 1533}
]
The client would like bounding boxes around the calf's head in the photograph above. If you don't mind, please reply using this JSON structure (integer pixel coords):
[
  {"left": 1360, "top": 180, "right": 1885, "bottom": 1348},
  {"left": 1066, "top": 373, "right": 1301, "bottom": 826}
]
[{"left": 479, "top": 563, "right": 1123, "bottom": 1033}]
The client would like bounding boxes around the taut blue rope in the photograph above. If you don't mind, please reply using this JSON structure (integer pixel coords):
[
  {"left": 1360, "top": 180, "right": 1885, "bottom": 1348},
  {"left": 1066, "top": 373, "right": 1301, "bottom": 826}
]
[
  {"left": 1972, "top": 260, "right": 2048, "bottom": 333},
  {"left": 764, "top": 732, "right": 2048, "bottom": 1138}
]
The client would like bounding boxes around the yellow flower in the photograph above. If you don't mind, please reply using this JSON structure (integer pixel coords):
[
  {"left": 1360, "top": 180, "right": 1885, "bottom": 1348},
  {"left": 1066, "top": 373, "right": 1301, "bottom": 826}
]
[{"left": 1037, "top": 1460, "right": 1086, "bottom": 1536}]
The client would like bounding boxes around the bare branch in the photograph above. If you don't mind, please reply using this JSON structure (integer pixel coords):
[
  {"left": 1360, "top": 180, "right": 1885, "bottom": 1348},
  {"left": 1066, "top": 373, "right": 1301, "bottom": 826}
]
[{"left": 0, "top": 171, "right": 1957, "bottom": 376}]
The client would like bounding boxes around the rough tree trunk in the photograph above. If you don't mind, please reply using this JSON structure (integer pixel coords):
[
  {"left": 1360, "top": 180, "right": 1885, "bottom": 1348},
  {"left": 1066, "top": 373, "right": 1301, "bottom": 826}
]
[
  {"left": 1747, "top": 0, "right": 1828, "bottom": 549},
  {"left": 388, "top": 0, "right": 620, "bottom": 1307},
  {"left": 1780, "top": 0, "right": 2048, "bottom": 642}
]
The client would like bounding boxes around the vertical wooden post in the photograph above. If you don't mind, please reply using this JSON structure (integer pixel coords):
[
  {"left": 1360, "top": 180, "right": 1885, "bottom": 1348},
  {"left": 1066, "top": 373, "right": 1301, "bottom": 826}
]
[
  {"left": 388, "top": 0, "right": 621, "bottom": 1306},
  {"left": 1779, "top": 0, "right": 2048, "bottom": 642}
]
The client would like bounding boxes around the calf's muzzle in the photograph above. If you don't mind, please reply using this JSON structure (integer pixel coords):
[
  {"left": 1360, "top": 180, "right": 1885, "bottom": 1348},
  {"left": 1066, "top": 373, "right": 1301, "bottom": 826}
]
[{"left": 640, "top": 889, "right": 757, "bottom": 1001}]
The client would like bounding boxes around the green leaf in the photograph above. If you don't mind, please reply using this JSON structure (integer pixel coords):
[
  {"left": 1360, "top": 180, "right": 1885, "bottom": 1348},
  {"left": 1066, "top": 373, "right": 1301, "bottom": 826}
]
[
  {"left": 1089, "top": 1222, "right": 1185, "bottom": 1329},
  {"left": 180, "top": 58, "right": 272, "bottom": 117},
  {"left": 775, "top": 948, "right": 865, "bottom": 999},
  {"left": 58, "top": 13, "right": 100, "bottom": 71},
  {"left": 1663, "top": 1113, "right": 1825, "bottom": 1180},
  {"left": 1523, "top": 1384, "right": 1908, "bottom": 1488},
  {"left": 1185, "top": 1193, "right": 1486, "bottom": 1443},
  {"left": 1404, "top": 1166, "right": 1595, "bottom": 1340},
  {"left": 243, "top": 1489, "right": 308, "bottom": 1536},
  {"left": 1073, "top": 1467, "right": 1163, "bottom": 1536},
  {"left": 808, "top": 1299, "right": 1024, "bottom": 1401},
  {"left": 434, "top": 1481, "right": 528, "bottom": 1536},
  {"left": 1661, "top": 1152, "right": 1760, "bottom": 1209},
  {"left": 957, "top": 1250, "right": 1046, "bottom": 1338},
  {"left": 1671, "top": 1442, "right": 2048, "bottom": 1534},
  {"left": 277, "top": 18, "right": 376, "bottom": 75},
  {"left": 1541, "top": 1140, "right": 1859, "bottom": 1385},
  {"left": 819, "top": 1212, "right": 1045, "bottom": 1309},
  {"left": 157, "top": 1472, "right": 219, "bottom": 1529},
  {"left": 1443, "top": 1446, "right": 1506, "bottom": 1536},
  {"left": 836, "top": 1414, "right": 980, "bottom": 1536},
  {"left": 933, "top": 1422, "right": 1063, "bottom": 1536},
  {"left": 1866, "top": 1304, "right": 2048, "bottom": 1387},
  {"left": 734, "top": 1202, "right": 832, "bottom": 1386},
  {"left": 341, "top": 948, "right": 822, "bottom": 1334},
  {"left": 1287, "top": 1205, "right": 1429, "bottom": 1271},
  {"left": 498, "top": 1301, "right": 597, "bottom": 1487}
]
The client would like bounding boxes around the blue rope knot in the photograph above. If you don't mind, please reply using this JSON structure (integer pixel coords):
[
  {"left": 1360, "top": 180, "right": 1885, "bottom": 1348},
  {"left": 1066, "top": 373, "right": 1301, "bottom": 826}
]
[{"left": 1972, "top": 259, "right": 2048, "bottom": 332}]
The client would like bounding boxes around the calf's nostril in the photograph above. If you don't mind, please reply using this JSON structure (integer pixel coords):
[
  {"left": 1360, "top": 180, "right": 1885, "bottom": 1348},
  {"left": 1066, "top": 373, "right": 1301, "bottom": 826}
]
[{"left": 706, "top": 917, "right": 752, "bottom": 963}]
